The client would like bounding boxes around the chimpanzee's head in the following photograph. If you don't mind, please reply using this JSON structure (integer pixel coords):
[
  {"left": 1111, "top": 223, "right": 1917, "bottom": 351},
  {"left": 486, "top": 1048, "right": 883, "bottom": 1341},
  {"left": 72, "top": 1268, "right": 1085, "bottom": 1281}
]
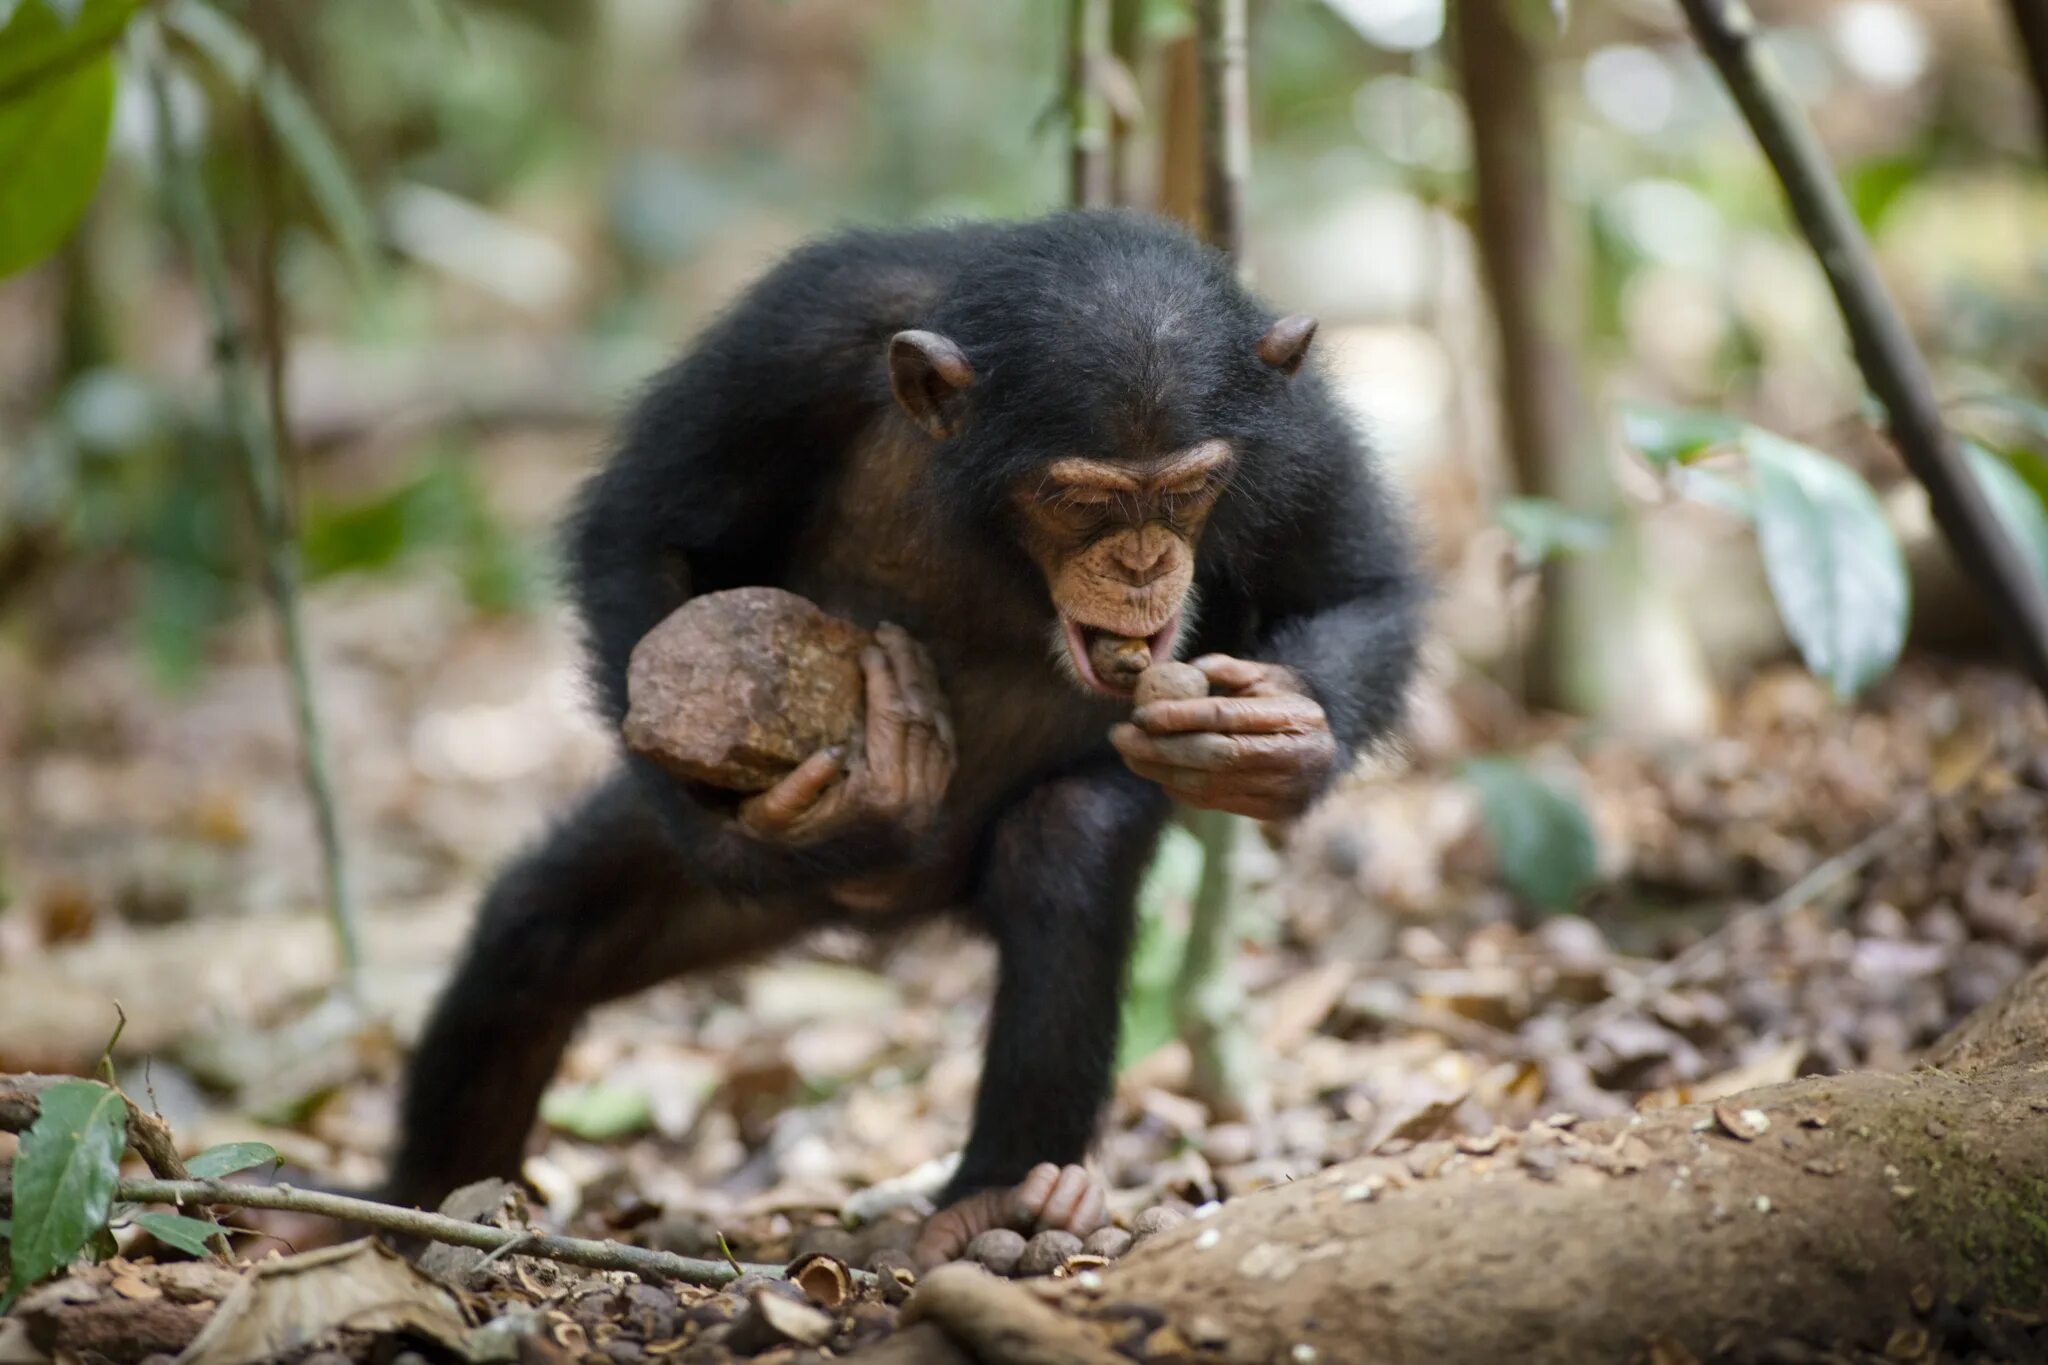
[{"left": 883, "top": 212, "right": 1320, "bottom": 698}]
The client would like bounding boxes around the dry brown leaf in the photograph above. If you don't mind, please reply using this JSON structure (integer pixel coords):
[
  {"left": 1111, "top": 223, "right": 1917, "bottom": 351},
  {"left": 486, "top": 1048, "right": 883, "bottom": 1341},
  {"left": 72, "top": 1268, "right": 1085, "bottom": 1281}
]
[{"left": 173, "top": 1239, "right": 467, "bottom": 1365}]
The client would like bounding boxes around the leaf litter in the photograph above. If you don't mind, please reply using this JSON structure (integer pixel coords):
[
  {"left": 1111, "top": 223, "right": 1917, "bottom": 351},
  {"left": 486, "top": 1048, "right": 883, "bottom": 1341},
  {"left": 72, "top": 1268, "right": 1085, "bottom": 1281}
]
[{"left": 2, "top": 557, "right": 2044, "bottom": 1360}]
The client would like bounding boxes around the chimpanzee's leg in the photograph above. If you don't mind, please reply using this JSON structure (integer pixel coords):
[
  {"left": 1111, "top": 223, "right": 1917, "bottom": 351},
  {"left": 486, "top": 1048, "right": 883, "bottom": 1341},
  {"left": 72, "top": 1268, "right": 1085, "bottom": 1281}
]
[
  {"left": 386, "top": 770, "right": 818, "bottom": 1209},
  {"left": 915, "top": 765, "right": 1169, "bottom": 1262}
]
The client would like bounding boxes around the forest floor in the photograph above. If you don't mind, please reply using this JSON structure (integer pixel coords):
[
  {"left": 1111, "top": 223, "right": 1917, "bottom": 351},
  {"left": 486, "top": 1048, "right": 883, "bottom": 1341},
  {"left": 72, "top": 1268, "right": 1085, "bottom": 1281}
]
[{"left": 3, "top": 548, "right": 2046, "bottom": 1362}]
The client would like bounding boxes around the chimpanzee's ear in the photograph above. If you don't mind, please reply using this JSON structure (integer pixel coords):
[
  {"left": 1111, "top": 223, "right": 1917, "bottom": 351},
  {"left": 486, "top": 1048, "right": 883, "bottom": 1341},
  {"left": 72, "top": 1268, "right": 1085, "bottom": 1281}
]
[
  {"left": 1256, "top": 314, "right": 1318, "bottom": 376},
  {"left": 889, "top": 330, "right": 975, "bottom": 438}
]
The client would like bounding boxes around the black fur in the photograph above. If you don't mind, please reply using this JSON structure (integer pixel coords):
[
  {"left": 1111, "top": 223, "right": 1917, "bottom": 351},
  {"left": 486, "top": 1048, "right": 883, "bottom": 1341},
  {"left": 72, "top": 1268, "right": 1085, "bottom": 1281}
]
[{"left": 389, "top": 210, "right": 1423, "bottom": 1212}]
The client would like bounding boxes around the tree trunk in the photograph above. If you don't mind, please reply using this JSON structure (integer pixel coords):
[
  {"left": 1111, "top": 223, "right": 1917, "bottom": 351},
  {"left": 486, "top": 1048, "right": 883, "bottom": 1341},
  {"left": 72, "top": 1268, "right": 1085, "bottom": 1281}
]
[
  {"left": 877, "top": 959, "right": 2048, "bottom": 1363},
  {"left": 1452, "top": 0, "right": 1713, "bottom": 734},
  {"left": 1195, "top": 0, "right": 1248, "bottom": 271},
  {"left": 1156, "top": 34, "right": 1202, "bottom": 234}
]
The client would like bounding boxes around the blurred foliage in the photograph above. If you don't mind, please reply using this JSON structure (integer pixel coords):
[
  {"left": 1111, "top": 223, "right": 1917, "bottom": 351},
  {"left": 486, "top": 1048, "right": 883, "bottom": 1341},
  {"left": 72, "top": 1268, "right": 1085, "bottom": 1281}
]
[
  {"left": 1496, "top": 495, "right": 1612, "bottom": 571},
  {"left": 1118, "top": 822, "right": 1204, "bottom": 1073},
  {"left": 1622, "top": 405, "right": 1913, "bottom": 699},
  {"left": 300, "top": 454, "right": 543, "bottom": 615},
  {"left": 1461, "top": 755, "right": 1597, "bottom": 912}
]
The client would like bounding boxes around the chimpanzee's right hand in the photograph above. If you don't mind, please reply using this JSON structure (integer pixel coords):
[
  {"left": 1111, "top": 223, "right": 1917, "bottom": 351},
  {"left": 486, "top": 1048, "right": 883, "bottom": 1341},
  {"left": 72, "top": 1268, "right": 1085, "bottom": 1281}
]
[{"left": 737, "top": 623, "right": 955, "bottom": 850}]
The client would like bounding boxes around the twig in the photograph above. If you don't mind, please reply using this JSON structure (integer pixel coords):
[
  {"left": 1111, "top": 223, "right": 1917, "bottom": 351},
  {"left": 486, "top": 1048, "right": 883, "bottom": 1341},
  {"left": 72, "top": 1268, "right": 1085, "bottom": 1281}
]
[
  {"left": 1196, "top": 0, "right": 1249, "bottom": 271},
  {"left": 1676, "top": 0, "right": 2048, "bottom": 700},
  {"left": 95, "top": 1178, "right": 812, "bottom": 1288},
  {"left": 1566, "top": 799, "right": 1923, "bottom": 1043},
  {"left": 144, "top": 28, "right": 364, "bottom": 991}
]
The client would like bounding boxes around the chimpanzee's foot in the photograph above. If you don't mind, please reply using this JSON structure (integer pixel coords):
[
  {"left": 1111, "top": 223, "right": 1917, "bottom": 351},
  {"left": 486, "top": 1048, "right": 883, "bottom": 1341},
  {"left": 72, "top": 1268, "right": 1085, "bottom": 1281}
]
[{"left": 911, "top": 1162, "right": 1108, "bottom": 1268}]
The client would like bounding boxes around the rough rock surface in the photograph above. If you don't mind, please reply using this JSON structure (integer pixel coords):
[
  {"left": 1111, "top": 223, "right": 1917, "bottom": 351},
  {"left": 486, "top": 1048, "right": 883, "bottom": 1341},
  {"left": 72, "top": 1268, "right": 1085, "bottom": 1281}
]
[{"left": 623, "top": 587, "right": 869, "bottom": 791}]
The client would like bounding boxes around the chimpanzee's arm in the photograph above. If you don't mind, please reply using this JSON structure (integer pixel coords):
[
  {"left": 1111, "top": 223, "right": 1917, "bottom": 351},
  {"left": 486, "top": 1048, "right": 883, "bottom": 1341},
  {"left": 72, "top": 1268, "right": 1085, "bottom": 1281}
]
[
  {"left": 1252, "top": 436, "right": 1425, "bottom": 777},
  {"left": 566, "top": 240, "right": 938, "bottom": 896},
  {"left": 943, "top": 760, "right": 1171, "bottom": 1201}
]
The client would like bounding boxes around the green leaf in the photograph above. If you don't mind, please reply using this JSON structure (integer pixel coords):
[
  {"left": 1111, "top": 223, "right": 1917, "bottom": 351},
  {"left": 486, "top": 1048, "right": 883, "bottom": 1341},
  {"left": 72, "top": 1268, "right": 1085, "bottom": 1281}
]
[
  {"left": 1618, "top": 402, "right": 1743, "bottom": 469},
  {"left": 7, "top": 1078, "right": 127, "bottom": 1293},
  {"left": 540, "top": 1082, "right": 651, "bottom": 1141},
  {"left": 184, "top": 1141, "right": 279, "bottom": 1179},
  {"left": 130, "top": 1211, "right": 219, "bottom": 1256},
  {"left": 1743, "top": 429, "right": 1908, "bottom": 699},
  {"left": 1116, "top": 824, "right": 1203, "bottom": 1072},
  {"left": 1461, "top": 757, "right": 1597, "bottom": 911},
  {"left": 0, "top": 0, "right": 137, "bottom": 101},
  {"left": 163, "top": 0, "right": 380, "bottom": 286},
  {"left": 1964, "top": 439, "right": 2048, "bottom": 588},
  {"left": 257, "top": 66, "right": 380, "bottom": 285},
  {"left": 0, "top": 47, "right": 113, "bottom": 278},
  {"left": 1845, "top": 152, "right": 1923, "bottom": 233},
  {"left": 1495, "top": 497, "right": 1610, "bottom": 568},
  {"left": 1669, "top": 465, "right": 1757, "bottom": 518},
  {"left": 162, "top": 0, "right": 259, "bottom": 87}
]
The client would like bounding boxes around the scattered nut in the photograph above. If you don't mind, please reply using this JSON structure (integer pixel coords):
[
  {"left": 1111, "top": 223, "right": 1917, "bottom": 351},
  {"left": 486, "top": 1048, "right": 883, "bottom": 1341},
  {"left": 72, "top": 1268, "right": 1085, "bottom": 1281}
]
[
  {"left": 966, "top": 1228, "right": 1027, "bottom": 1277},
  {"left": 1082, "top": 1226, "right": 1134, "bottom": 1260},
  {"left": 1016, "top": 1229, "right": 1085, "bottom": 1276}
]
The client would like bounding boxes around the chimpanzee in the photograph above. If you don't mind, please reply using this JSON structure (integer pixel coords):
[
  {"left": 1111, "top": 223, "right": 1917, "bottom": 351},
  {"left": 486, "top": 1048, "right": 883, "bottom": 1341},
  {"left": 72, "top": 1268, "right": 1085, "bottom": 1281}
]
[{"left": 387, "top": 210, "right": 1423, "bottom": 1263}]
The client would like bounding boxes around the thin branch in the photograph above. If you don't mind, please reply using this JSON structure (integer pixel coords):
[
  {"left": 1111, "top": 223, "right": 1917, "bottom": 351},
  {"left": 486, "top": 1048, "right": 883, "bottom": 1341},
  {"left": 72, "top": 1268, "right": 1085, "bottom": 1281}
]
[
  {"left": 1676, "top": 0, "right": 2048, "bottom": 700},
  {"left": 102, "top": 1178, "right": 806, "bottom": 1289},
  {"left": 1195, "top": 0, "right": 1249, "bottom": 270},
  {"left": 1068, "top": 0, "right": 1114, "bottom": 208},
  {"left": 143, "top": 31, "right": 364, "bottom": 987}
]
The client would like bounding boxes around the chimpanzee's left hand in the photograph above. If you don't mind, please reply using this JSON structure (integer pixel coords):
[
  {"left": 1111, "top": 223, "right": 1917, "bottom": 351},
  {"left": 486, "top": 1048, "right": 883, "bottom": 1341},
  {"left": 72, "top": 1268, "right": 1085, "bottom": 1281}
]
[{"left": 1109, "top": 655, "right": 1339, "bottom": 820}]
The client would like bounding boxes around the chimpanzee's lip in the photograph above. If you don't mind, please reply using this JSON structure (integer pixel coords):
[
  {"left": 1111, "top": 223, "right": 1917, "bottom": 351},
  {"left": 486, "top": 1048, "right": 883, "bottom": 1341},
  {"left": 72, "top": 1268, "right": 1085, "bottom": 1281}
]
[{"left": 1060, "top": 612, "right": 1181, "bottom": 699}]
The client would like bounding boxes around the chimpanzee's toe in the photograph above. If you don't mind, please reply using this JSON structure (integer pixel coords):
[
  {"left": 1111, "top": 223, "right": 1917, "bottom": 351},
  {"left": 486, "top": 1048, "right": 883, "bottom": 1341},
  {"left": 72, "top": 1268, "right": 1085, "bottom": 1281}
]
[{"left": 912, "top": 1163, "right": 1109, "bottom": 1269}]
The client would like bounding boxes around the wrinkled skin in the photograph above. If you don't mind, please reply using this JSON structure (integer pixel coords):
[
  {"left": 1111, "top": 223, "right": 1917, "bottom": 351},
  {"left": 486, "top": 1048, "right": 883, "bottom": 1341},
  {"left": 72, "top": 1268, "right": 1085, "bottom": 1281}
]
[
  {"left": 737, "top": 623, "right": 955, "bottom": 853},
  {"left": 912, "top": 1162, "right": 1109, "bottom": 1268},
  {"left": 1109, "top": 655, "right": 1339, "bottom": 821}
]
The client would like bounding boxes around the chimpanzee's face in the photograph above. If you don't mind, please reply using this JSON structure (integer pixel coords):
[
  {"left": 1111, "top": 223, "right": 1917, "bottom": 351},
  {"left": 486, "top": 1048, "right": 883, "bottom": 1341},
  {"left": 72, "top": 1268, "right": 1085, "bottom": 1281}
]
[
  {"left": 1008, "top": 441, "right": 1230, "bottom": 697},
  {"left": 884, "top": 311, "right": 1314, "bottom": 698}
]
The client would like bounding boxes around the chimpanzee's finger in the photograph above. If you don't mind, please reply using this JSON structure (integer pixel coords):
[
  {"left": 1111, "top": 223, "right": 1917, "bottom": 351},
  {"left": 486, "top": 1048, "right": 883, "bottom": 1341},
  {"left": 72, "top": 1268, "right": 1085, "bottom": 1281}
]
[
  {"left": 1190, "top": 654, "right": 1269, "bottom": 693},
  {"left": 740, "top": 746, "right": 847, "bottom": 831},
  {"left": 859, "top": 644, "right": 908, "bottom": 789},
  {"left": 907, "top": 635, "right": 958, "bottom": 750},
  {"left": 877, "top": 623, "right": 936, "bottom": 724},
  {"left": 1119, "top": 756, "right": 1212, "bottom": 797},
  {"left": 1115, "top": 725, "right": 1318, "bottom": 773},
  {"left": 1039, "top": 1164, "right": 1106, "bottom": 1234},
  {"left": 1132, "top": 694, "right": 1325, "bottom": 736}
]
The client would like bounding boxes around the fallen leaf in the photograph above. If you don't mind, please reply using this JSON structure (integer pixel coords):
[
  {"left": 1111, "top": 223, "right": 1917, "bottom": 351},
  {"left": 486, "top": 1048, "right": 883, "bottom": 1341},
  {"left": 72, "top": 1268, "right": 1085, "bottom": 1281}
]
[{"left": 173, "top": 1239, "right": 467, "bottom": 1365}]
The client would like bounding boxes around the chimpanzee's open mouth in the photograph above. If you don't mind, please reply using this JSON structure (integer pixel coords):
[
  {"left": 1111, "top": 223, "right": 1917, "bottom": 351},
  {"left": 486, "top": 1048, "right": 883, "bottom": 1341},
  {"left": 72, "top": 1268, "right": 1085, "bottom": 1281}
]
[{"left": 1060, "top": 612, "right": 1181, "bottom": 699}]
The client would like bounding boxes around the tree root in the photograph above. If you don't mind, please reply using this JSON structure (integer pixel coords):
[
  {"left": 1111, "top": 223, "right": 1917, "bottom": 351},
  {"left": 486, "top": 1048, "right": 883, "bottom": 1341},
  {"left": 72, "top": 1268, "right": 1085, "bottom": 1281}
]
[{"left": 968, "top": 959, "right": 2048, "bottom": 1365}]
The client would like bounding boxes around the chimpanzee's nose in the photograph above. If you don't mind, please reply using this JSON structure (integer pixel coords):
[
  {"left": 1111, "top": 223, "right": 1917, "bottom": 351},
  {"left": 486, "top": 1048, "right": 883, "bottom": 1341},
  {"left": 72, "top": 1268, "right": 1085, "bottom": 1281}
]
[{"left": 1114, "top": 526, "right": 1174, "bottom": 584}]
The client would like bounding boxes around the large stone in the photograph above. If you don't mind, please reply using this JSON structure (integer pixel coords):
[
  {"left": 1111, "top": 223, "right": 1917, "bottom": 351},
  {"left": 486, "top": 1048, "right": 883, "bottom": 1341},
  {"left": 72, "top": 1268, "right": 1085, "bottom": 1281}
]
[{"left": 623, "top": 587, "right": 868, "bottom": 792}]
